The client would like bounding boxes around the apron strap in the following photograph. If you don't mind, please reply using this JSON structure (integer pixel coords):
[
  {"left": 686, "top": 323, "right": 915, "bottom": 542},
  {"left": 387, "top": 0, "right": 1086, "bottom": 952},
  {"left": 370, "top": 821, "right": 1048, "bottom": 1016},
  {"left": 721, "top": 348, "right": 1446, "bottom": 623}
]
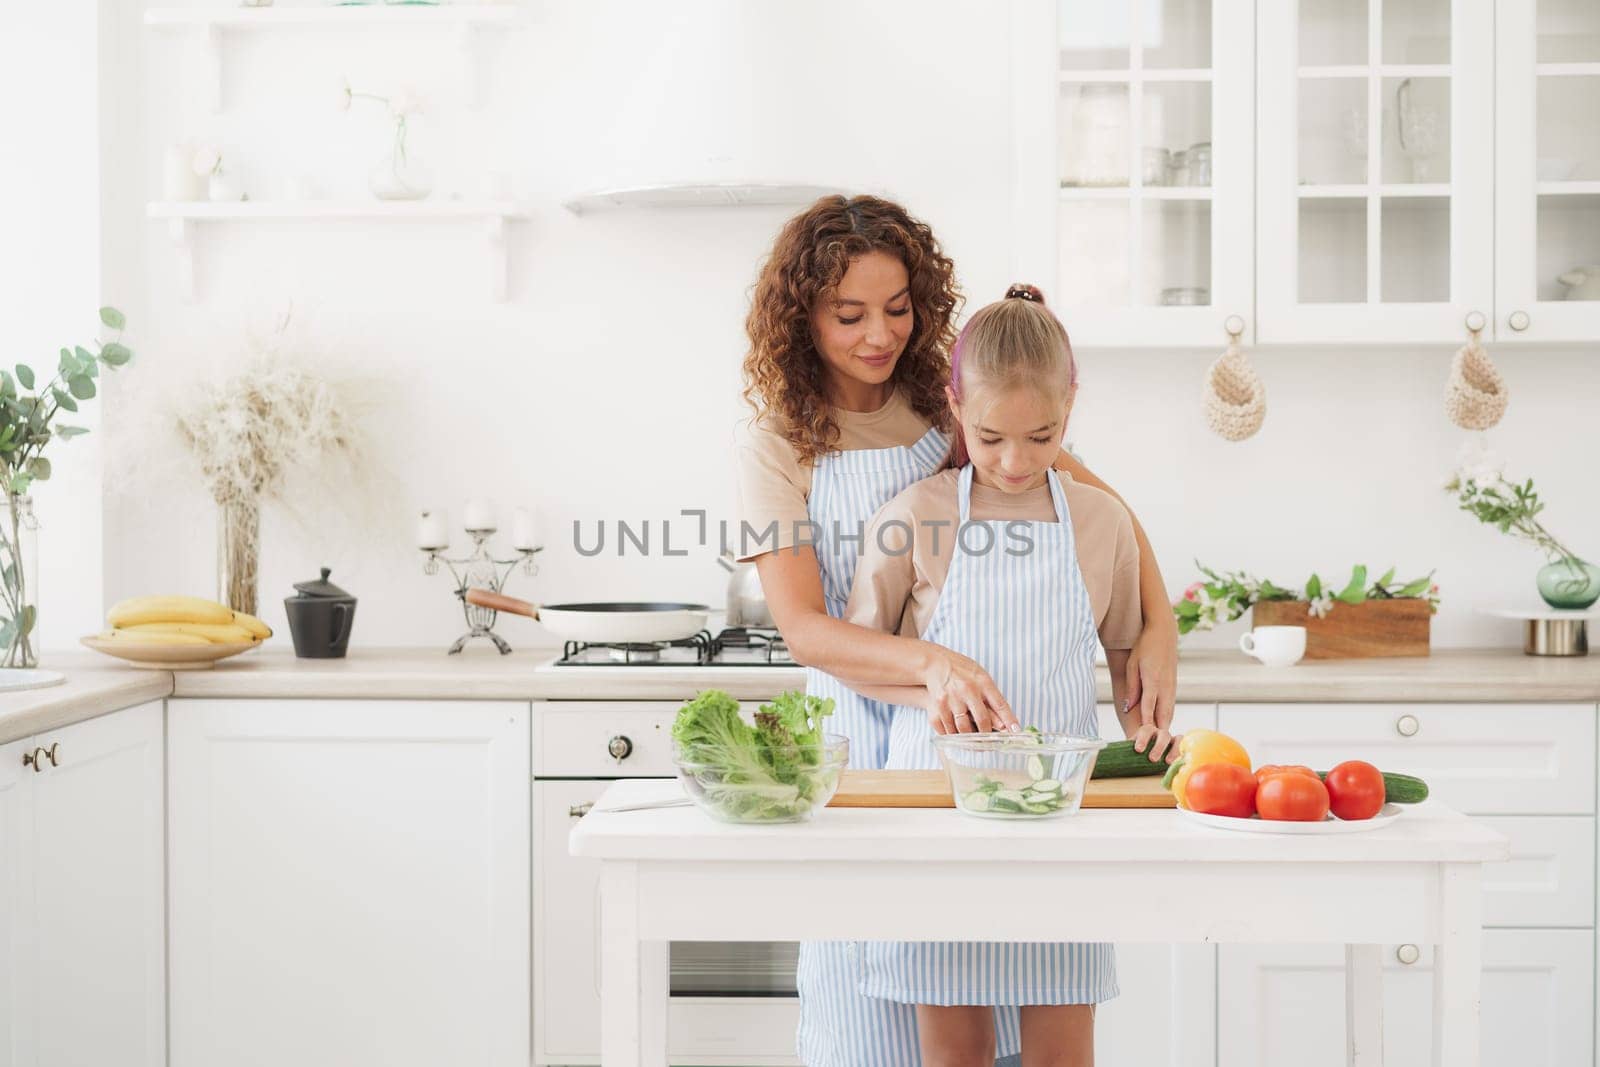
[
  {"left": 956, "top": 464, "right": 975, "bottom": 523},
  {"left": 1045, "top": 468, "right": 1071, "bottom": 524}
]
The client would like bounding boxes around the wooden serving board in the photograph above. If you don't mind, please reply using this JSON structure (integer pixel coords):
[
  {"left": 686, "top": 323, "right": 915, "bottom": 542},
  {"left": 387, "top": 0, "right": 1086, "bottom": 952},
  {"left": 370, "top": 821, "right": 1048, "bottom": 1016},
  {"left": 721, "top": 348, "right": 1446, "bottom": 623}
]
[
  {"left": 1251, "top": 599, "right": 1431, "bottom": 659},
  {"left": 827, "top": 770, "right": 1175, "bottom": 809}
]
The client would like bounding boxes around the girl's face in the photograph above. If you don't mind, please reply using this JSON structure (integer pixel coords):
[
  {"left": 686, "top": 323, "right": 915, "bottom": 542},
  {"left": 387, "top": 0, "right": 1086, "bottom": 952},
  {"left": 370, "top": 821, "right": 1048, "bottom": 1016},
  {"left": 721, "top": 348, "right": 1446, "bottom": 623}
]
[
  {"left": 948, "top": 383, "right": 1072, "bottom": 494},
  {"left": 811, "top": 250, "right": 914, "bottom": 394}
]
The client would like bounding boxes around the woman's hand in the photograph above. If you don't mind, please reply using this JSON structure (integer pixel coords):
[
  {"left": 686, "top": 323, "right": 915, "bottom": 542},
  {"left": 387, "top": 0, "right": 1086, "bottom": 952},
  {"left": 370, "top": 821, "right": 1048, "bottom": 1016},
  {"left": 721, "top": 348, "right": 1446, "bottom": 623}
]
[{"left": 920, "top": 644, "right": 1019, "bottom": 735}]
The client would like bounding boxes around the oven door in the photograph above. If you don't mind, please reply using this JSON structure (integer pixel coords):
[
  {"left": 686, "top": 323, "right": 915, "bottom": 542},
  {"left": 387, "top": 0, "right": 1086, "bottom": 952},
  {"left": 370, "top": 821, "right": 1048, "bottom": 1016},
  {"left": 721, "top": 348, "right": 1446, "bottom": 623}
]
[{"left": 533, "top": 780, "right": 800, "bottom": 1066}]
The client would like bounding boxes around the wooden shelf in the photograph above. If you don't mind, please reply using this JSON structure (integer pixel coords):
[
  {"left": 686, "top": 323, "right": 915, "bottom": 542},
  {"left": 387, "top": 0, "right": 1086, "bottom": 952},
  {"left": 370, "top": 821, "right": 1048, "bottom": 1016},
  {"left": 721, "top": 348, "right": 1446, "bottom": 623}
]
[
  {"left": 561, "top": 183, "right": 843, "bottom": 216},
  {"left": 1296, "top": 64, "right": 1453, "bottom": 79},
  {"left": 143, "top": 4, "right": 521, "bottom": 111},
  {"left": 1535, "top": 181, "right": 1600, "bottom": 197},
  {"left": 143, "top": 5, "right": 521, "bottom": 29},
  {"left": 146, "top": 200, "right": 526, "bottom": 301}
]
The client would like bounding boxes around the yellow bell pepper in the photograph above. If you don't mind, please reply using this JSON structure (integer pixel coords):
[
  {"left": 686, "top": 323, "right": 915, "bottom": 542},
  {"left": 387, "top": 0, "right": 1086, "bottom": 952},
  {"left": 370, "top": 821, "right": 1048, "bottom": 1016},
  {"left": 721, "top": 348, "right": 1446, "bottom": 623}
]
[{"left": 1167, "top": 729, "right": 1252, "bottom": 809}]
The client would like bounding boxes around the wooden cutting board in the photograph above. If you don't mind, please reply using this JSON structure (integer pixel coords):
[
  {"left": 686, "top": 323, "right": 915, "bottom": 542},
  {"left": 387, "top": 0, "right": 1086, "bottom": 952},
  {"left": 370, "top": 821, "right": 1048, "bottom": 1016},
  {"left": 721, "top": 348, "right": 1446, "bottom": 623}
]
[{"left": 827, "top": 770, "right": 1175, "bottom": 809}]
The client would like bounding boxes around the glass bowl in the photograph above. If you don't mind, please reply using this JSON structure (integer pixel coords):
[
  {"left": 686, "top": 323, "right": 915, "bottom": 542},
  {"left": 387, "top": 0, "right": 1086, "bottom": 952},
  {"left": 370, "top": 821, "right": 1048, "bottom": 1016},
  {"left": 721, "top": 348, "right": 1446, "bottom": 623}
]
[
  {"left": 671, "top": 734, "right": 849, "bottom": 824},
  {"left": 933, "top": 732, "right": 1107, "bottom": 818}
]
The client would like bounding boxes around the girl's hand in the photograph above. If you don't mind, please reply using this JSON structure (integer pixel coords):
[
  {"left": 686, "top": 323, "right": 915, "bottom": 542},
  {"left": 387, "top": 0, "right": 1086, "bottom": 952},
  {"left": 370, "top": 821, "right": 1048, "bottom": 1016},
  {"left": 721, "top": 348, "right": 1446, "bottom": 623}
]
[
  {"left": 1124, "top": 623, "right": 1179, "bottom": 738},
  {"left": 1130, "top": 722, "right": 1180, "bottom": 764},
  {"left": 920, "top": 645, "right": 1018, "bottom": 735}
]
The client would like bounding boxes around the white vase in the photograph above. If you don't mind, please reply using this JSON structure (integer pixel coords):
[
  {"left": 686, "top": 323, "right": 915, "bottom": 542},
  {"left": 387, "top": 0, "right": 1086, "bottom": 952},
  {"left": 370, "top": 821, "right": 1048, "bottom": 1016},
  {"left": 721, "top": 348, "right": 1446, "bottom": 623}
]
[
  {"left": 369, "top": 149, "right": 431, "bottom": 201},
  {"left": 164, "top": 144, "right": 206, "bottom": 201},
  {"left": 208, "top": 172, "right": 242, "bottom": 202}
]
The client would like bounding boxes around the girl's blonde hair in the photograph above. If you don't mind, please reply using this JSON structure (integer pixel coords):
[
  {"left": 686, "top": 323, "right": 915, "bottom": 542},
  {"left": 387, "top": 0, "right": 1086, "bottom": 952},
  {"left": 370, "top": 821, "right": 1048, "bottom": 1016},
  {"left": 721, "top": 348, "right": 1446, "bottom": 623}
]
[{"left": 946, "top": 283, "right": 1076, "bottom": 467}]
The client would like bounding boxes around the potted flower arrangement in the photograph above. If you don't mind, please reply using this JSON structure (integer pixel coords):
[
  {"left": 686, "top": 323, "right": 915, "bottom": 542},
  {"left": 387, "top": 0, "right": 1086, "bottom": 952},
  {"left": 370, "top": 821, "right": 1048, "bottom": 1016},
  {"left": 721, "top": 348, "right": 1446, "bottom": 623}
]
[
  {"left": 1174, "top": 562, "right": 1439, "bottom": 659},
  {"left": 1444, "top": 444, "right": 1597, "bottom": 610}
]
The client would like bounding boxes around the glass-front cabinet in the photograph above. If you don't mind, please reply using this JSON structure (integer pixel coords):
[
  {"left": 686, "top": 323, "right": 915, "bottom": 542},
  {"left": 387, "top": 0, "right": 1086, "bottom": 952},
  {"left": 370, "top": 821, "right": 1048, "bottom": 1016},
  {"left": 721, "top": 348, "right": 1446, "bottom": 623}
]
[
  {"left": 1255, "top": 0, "right": 1494, "bottom": 343},
  {"left": 1012, "top": 0, "right": 1254, "bottom": 347},
  {"left": 1494, "top": 0, "right": 1600, "bottom": 342}
]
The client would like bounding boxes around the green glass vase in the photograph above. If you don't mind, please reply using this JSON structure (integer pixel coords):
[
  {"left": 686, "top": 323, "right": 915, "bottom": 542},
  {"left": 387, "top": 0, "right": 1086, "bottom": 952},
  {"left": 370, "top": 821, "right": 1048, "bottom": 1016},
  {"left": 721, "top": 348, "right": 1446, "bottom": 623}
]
[{"left": 1537, "top": 558, "right": 1600, "bottom": 610}]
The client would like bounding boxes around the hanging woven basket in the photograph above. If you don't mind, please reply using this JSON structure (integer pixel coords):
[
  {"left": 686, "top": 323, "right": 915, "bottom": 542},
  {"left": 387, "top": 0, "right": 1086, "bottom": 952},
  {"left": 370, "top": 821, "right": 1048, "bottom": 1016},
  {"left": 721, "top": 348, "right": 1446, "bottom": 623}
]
[
  {"left": 1444, "top": 341, "right": 1508, "bottom": 430},
  {"left": 1203, "top": 342, "right": 1266, "bottom": 441}
]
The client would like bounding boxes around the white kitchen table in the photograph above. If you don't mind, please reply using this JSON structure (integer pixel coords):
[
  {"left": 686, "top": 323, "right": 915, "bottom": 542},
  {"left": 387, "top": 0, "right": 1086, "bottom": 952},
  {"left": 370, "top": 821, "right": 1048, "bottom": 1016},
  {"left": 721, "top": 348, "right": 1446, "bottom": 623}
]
[{"left": 570, "top": 780, "right": 1508, "bottom": 1067}]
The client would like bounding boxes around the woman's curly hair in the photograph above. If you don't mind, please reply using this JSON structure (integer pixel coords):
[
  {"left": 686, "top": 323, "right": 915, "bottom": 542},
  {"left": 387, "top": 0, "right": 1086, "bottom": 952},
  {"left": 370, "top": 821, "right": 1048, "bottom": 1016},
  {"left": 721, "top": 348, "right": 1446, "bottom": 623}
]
[{"left": 742, "top": 195, "right": 960, "bottom": 465}]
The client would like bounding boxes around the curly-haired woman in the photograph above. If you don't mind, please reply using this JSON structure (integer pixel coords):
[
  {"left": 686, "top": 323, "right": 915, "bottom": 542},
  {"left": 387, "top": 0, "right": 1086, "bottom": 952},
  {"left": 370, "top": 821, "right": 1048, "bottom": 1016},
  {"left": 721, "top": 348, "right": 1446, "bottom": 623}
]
[{"left": 734, "top": 195, "right": 1179, "bottom": 1066}]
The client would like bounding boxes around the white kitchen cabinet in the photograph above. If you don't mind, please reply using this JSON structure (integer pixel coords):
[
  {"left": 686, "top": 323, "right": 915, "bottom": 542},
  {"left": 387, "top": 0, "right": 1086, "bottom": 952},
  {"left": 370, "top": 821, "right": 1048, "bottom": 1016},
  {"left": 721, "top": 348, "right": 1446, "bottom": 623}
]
[
  {"left": 167, "top": 699, "right": 530, "bottom": 1067},
  {"left": 1218, "top": 930, "right": 1594, "bottom": 1067},
  {"left": 0, "top": 735, "right": 26, "bottom": 1067},
  {"left": 1255, "top": 0, "right": 1496, "bottom": 343},
  {"left": 1217, "top": 703, "right": 1596, "bottom": 815},
  {"left": 1, "top": 703, "right": 166, "bottom": 1067},
  {"left": 1493, "top": 0, "right": 1600, "bottom": 342},
  {"left": 1012, "top": 0, "right": 1256, "bottom": 346}
]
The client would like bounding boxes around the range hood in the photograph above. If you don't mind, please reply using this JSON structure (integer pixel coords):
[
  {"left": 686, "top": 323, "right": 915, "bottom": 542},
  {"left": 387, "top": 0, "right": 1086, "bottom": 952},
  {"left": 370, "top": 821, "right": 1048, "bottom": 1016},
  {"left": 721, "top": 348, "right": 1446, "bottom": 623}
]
[{"left": 558, "top": 2, "right": 858, "bottom": 212}]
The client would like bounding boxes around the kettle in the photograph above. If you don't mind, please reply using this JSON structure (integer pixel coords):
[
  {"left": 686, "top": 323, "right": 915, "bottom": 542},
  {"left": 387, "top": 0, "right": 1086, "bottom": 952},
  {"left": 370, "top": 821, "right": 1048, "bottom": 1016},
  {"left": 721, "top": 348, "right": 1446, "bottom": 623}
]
[
  {"left": 284, "top": 567, "right": 357, "bottom": 658},
  {"left": 717, "top": 552, "right": 772, "bottom": 629},
  {"left": 1557, "top": 266, "right": 1600, "bottom": 301}
]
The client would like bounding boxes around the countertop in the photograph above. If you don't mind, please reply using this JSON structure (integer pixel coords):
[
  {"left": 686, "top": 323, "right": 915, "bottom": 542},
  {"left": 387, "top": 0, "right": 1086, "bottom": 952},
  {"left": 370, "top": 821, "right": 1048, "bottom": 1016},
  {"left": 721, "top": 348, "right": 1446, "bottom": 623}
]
[{"left": 4, "top": 646, "right": 1598, "bottom": 746}]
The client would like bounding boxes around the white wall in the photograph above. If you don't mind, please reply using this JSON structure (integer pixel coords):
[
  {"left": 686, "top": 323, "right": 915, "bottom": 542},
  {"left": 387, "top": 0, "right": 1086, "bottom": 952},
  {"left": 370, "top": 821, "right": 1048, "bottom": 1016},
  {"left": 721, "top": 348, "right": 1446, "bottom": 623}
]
[
  {"left": 0, "top": 0, "right": 106, "bottom": 654},
  {"left": 55, "top": 1, "right": 1600, "bottom": 654}
]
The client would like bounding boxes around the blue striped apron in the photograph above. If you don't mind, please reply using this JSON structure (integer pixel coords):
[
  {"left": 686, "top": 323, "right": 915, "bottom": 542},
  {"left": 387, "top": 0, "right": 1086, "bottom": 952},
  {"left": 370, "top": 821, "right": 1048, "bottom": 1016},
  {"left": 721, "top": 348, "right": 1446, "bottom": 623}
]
[
  {"left": 859, "top": 466, "right": 1118, "bottom": 1048},
  {"left": 794, "top": 425, "right": 953, "bottom": 1067}
]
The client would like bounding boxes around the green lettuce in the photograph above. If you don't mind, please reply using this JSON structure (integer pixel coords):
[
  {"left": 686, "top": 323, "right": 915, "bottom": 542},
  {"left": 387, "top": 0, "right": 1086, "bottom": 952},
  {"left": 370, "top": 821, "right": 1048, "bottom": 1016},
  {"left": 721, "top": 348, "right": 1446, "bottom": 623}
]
[{"left": 671, "top": 688, "right": 837, "bottom": 821}]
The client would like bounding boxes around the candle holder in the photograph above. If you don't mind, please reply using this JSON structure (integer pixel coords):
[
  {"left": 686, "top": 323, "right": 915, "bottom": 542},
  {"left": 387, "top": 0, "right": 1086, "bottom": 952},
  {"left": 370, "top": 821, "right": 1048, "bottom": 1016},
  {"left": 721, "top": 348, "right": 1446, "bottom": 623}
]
[{"left": 421, "top": 526, "right": 542, "bottom": 654}]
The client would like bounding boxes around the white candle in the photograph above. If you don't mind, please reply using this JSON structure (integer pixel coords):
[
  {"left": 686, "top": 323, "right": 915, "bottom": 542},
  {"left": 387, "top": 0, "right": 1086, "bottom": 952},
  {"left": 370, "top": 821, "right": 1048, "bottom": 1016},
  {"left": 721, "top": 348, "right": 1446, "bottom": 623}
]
[
  {"left": 463, "top": 498, "right": 496, "bottom": 531},
  {"left": 417, "top": 510, "right": 448, "bottom": 550},
  {"left": 511, "top": 507, "right": 538, "bottom": 550}
]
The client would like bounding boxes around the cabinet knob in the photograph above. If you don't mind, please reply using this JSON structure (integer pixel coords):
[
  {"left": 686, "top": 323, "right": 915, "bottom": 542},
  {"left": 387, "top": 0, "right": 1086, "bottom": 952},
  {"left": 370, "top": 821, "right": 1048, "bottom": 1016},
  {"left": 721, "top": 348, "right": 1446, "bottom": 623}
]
[
  {"left": 606, "top": 735, "right": 633, "bottom": 761},
  {"left": 1464, "top": 310, "right": 1486, "bottom": 334},
  {"left": 21, "top": 747, "right": 45, "bottom": 773},
  {"left": 568, "top": 802, "right": 594, "bottom": 819},
  {"left": 1223, "top": 314, "right": 1246, "bottom": 340},
  {"left": 43, "top": 743, "right": 58, "bottom": 767},
  {"left": 1395, "top": 714, "right": 1420, "bottom": 737},
  {"left": 1508, "top": 310, "right": 1530, "bottom": 332},
  {"left": 1396, "top": 944, "right": 1421, "bottom": 965}
]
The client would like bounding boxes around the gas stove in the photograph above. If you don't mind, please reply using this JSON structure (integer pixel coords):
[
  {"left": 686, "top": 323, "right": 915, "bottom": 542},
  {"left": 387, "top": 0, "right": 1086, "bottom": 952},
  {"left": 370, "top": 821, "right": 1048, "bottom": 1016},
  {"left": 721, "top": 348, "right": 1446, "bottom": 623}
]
[{"left": 550, "top": 627, "right": 794, "bottom": 667}]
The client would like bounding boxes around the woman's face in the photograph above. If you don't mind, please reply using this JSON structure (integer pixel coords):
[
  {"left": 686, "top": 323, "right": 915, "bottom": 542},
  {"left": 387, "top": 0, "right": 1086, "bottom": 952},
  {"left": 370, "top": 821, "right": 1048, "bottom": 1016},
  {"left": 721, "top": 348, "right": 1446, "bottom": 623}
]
[
  {"left": 811, "top": 250, "right": 914, "bottom": 392},
  {"left": 949, "top": 383, "right": 1072, "bottom": 494}
]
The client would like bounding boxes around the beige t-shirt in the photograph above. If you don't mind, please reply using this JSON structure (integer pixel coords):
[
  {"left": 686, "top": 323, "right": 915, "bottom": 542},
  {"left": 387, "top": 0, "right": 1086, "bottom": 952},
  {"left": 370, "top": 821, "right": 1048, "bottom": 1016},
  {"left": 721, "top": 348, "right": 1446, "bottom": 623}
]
[
  {"left": 844, "top": 468, "right": 1143, "bottom": 650},
  {"left": 733, "top": 388, "right": 939, "bottom": 560}
]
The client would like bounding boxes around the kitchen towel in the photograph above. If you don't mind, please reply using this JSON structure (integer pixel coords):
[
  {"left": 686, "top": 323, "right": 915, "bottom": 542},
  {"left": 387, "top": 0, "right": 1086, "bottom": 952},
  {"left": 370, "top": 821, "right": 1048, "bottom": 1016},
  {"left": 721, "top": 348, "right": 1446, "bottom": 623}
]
[
  {"left": 1444, "top": 339, "right": 1508, "bottom": 430},
  {"left": 1203, "top": 339, "right": 1266, "bottom": 441}
]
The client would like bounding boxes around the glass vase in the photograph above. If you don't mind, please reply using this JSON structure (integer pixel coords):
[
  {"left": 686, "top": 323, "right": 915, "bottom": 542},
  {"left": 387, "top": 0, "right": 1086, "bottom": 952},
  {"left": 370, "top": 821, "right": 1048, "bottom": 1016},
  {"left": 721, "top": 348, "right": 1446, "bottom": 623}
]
[
  {"left": 217, "top": 496, "right": 261, "bottom": 617},
  {"left": 0, "top": 494, "right": 39, "bottom": 669},
  {"left": 368, "top": 140, "right": 431, "bottom": 201},
  {"left": 1537, "top": 557, "right": 1600, "bottom": 610}
]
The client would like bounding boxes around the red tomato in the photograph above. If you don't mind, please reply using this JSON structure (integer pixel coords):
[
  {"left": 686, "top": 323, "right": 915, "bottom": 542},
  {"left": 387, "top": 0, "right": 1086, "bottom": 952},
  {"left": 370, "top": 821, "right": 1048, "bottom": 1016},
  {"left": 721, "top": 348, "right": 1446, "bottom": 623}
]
[
  {"left": 1254, "top": 764, "right": 1317, "bottom": 786},
  {"left": 1256, "top": 773, "right": 1330, "bottom": 822},
  {"left": 1324, "top": 760, "right": 1386, "bottom": 821},
  {"left": 1185, "top": 763, "right": 1259, "bottom": 819}
]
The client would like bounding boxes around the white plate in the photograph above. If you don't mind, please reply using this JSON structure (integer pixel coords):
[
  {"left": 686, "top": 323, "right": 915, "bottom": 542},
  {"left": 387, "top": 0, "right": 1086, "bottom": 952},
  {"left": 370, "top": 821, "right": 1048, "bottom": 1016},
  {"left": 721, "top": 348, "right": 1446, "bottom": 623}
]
[
  {"left": 0, "top": 668, "right": 67, "bottom": 692},
  {"left": 1179, "top": 803, "right": 1403, "bottom": 834}
]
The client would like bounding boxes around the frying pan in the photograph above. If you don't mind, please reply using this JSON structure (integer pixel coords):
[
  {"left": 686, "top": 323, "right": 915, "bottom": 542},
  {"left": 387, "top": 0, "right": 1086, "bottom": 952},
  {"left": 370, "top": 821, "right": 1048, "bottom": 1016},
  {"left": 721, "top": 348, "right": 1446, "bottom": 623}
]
[{"left": 463, "top": 589, "right": 710, "bottom": 644}]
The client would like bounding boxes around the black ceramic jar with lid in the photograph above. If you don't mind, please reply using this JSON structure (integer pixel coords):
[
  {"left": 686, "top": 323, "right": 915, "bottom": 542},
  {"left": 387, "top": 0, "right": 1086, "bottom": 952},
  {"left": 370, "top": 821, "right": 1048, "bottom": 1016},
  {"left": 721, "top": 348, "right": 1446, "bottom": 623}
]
[{"left": 284, "top": 567, "right": 357, "bottom": 658}]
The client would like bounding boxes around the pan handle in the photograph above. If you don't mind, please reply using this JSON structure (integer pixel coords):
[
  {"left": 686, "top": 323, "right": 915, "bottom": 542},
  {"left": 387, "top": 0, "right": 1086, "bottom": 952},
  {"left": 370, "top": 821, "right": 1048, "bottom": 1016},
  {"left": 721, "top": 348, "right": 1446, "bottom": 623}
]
[{"left": 463, "top": 588, "right": 539, "bottom": 619}]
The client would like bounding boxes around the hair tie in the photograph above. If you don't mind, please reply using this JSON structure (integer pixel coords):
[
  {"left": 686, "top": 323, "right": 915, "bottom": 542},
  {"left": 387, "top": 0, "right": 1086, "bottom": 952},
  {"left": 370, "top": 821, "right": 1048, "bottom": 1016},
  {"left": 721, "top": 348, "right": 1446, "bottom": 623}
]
[{"left": 1004, "top": 283, "right": 1044, "bottom": 304}]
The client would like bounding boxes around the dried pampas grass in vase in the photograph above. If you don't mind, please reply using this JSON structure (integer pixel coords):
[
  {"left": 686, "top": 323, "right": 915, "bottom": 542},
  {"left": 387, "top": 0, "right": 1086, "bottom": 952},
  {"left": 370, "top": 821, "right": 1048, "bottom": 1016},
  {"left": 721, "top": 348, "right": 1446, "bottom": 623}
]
[{"left": 112, "top": 312, "right": 383, "bottom": 616}]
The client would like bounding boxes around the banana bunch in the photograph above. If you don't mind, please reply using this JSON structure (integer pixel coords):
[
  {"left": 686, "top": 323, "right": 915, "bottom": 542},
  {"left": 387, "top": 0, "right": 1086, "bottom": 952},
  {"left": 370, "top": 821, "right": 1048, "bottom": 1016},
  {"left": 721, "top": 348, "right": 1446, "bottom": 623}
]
[{"left": 100, "top": 596, "right": 272, "bottom": 646}]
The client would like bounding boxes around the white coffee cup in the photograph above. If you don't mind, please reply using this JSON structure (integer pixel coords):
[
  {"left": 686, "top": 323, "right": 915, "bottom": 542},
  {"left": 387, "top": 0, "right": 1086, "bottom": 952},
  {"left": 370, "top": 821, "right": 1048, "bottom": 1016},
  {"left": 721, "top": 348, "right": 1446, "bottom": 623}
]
[{"left": 1238, "top": 625, "right": 1306, "bottom": 667}]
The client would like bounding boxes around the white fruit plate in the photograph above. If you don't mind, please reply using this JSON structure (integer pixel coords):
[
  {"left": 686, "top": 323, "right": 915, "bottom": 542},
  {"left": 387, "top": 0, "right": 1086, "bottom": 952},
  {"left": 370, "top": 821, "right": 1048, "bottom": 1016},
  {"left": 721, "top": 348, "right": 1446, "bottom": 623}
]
[
  {"left": 80, "top": 635, "right": 261, "bottom": 670},
  {"left": 1178, "top": 803, "right": 1403, "bottom": 834}
]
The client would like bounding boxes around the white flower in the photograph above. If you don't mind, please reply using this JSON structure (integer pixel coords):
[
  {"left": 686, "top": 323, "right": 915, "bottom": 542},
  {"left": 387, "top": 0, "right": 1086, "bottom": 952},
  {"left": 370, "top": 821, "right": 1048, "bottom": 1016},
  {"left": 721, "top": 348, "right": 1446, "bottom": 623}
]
[
  {"left": 191, "top": 143, "right": 222, "bottom": 177},
  {"left": 1307, "top": 593, "right": 1335, "bottom": 619},
  {"left": 335, "top": 80, "right": 352, "bottom": 112},
  {"left": 1452, "top": 439, "right": 1504, "bottom": 491},
  {"left": 388, "top": 87, "right": 421, "bottom": 118}
]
